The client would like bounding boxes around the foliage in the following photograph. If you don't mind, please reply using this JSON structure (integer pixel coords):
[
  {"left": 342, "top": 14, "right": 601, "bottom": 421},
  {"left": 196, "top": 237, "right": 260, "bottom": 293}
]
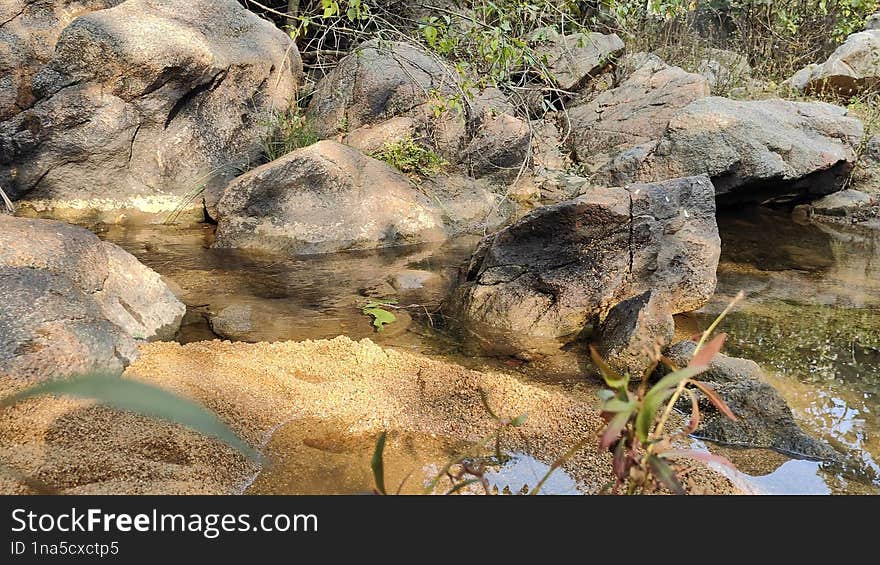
[
  {"left": 593, "top": 292, "right": 744, "bottom": 495},
  {"left": 372, "top": 137, "right": 447, "bottom": 178},
  {"left": 0, "top": 373, "right": 259, "bottom": 492},
  {"left": 602, "top": 0, "right": 878, "bottom": 84},
  {"left": 261, "top": 108, "right": 320, "bottom": 162},
  {"left": 361, "top": 299, "right": 398, "bottom": 331},
  {"left": 370, "top": 389, "right": 528, "bottom": 495}
]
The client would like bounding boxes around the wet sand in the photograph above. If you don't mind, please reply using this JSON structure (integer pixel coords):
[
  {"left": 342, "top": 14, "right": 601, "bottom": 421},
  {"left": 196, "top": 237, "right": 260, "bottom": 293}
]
[{"left": 0, "top": 337, "right": 737, "bottom": 495}]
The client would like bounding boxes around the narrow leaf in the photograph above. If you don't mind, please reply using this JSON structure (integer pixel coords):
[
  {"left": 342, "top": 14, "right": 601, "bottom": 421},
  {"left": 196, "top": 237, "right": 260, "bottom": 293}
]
[
  {"left": 600, "top": 410, "right": 631, "bottom": 450},
  {"left": 1, "top": 374, "right": 258, "bottom": 461},
  {"left": 690, "top": 333, "right": 727, "bottom": 368},
  {"left": 686, "top": 388, "right": 701, "bottom": 434},
  {"left": 602, "top": 398, "right": 635, "bottom": 414},
  {"left": 692, "top": 381, "right": 738, "bottom": 421},
  {"left": 371, "top": 431, "right": 387, "bottom": 495},
  {"left": 590, "top": 346, "right": 628, "bottom": 389},
  {"left": 647, "top": 455, "right": 686, "bottom": 495}
]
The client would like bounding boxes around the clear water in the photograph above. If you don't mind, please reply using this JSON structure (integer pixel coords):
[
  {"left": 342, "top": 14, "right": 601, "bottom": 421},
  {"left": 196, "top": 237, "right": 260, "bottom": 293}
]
[{"left": 100, "top": 207, "right": 880, "bottom": 495}]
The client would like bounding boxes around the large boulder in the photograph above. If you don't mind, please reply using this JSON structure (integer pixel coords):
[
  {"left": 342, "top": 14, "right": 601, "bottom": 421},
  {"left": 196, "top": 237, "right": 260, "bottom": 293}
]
[
  {"left": 530, "top": 29, "right": 624, "bottom": 92},
  {"left": 603, "top": 97, "right": 863, "bottom": 204},
  {"left": 0, "top": 215, "right": 185, "bottom": 381},
  {"left": 0, "top": 215, "right": 185, "bottom": 341},
  {"left": 567, "top": 53, "right": 709, "bottom": 173},
  {"left": 444, "top": 175, "right": 720, "bottom": 358},
  {"left": 788, "top": 30, "right": 880, "bottom": 95},
  {"left": 665, "top": 341, "right": 840, "bottom": 461},
  {"left": 213, "top": 140, "right": 446, "bottom": 255},
  {"left": 0, "top": 267, "right": 139, "bottom": 383},
  {"left": 306, "top": 39, "right": 456, "bottom": 138},
  {"left": 0, "top": 0, "right": 302, "bottom": 225},
  {"left": 307, "top": 41, "right": 530, "bottom": 181},
  {"left": 0, "top": 0, "right": 124, "bottom": 122}
]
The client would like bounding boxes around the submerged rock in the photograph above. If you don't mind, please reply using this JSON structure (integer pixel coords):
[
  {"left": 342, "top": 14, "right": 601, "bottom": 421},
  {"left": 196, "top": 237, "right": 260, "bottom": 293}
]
[
  {"left": 665, "top": 341, "right": 840, "bottom": 462},
  {"left": 788, "top": 30, "right": 880, "bottom": 95},
  {"left": 595, "top": 290, "right": 674, "bottom": 379},
  {"left": 567, "top": 53, "right": 709, "bottom": 173},
  {"left": 444, "top": 175, "right": 720, "bottom": 358},
  {"left": 0, "top": 215, "right": 184, "bottom": 380},
  {"left": 213, "top": 140, "right": 446, "bottom": 255},
  {"left": 603, "top": 97, "right": 863, "bottom": 204},
  {"left": 0, "top": 0, "right": 302, "bottom": 225}
]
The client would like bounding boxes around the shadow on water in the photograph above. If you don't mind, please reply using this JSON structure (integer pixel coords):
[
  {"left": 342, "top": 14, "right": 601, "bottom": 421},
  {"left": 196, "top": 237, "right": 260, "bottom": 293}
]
[{"left": 101, "top": 208, "right": 880, "bottom": 494}]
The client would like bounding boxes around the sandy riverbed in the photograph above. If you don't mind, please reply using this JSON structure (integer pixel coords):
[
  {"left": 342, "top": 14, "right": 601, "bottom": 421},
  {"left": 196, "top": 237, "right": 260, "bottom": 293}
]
[{"left": 0, "top": 336, "right": 737, "bottom": 495}]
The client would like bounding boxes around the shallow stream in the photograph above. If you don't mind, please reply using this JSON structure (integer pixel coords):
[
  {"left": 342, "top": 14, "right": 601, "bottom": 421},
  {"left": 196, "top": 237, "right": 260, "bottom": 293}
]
[{"left": 100, "top": 207, "right": 880, "bottom": 495}]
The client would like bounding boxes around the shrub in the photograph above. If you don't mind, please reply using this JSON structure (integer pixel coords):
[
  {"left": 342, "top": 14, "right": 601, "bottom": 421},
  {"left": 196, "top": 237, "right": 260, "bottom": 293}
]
[{"left": 372, "top": 137, "right": 447, "bottom": 178}]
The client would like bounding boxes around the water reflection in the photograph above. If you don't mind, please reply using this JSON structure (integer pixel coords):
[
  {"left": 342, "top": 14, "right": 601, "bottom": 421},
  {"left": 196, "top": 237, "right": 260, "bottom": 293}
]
[{"left": 695, "top": 208, "right": 880, "bottom": 494}]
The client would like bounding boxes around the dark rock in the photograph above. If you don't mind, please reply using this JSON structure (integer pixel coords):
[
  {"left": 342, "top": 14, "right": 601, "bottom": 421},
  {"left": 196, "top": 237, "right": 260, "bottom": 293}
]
[
  {"left": 444, "top": 175, "right": 720, "bottom": 358},
  {"left": 596, "top": 290, "right": 674, "bottom": 379},
  {"left": 665, "top": 340, "right": 840, "bottom": 461}
]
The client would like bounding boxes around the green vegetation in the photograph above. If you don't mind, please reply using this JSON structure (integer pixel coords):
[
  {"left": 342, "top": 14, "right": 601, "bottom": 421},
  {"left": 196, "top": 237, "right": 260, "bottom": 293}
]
[
  {"left": 372, "top": 137, "right": 447, "bottom": 178},
  {"left": 591, "top": 292, "right": 743, "bottom": 494},
  {"left": 361, "top": 299, "right": 398, "bottom": 331},
  {"left": 261, "top": 108, "right": 320, "bottom": 162}
]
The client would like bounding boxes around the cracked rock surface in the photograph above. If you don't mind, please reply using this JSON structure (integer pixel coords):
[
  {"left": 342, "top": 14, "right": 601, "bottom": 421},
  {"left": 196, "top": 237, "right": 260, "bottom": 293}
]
[
  {"left": 0, "top": 0, "right": 302, "bottom": 225},
  {"left": 0, "top": 215, "right": 184, "bottom": 381},
  {"left": 443, "top": 174, "right": 720, "bottom": 358}
]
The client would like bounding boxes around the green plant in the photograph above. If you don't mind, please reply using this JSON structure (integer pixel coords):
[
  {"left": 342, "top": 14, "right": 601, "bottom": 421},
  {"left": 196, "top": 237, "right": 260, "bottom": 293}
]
[
  {"left": 361, "top": 299, "right": 398, "bottom": 331},
  {"left": 261, "top": 109, "right": 320, "bottom": 162},
  {"left": 0, "top": 373, "right": 259, "bottom": 492},
  {"left": 372, "top": 137, "right": 447, "bottom": 178},
  {"left": 593, "top": 291, "right": 744, "bottom": 495}
]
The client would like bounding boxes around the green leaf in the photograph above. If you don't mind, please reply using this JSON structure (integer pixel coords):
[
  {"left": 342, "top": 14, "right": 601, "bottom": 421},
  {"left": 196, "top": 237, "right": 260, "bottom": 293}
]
[
  {"left": 602, "top": 398, "right": 635, "bottom": 414},
  {"left": 597, "top": 389, "right": 616, "bottom": 402},
  {"left": 647, "top": 455, "right": 685, "bottom": 495},
  {"left": 1, "top": 374, "right": 259, "bottom": 461},
  {"left": 371, "top": 432, "right": 387, "bottom": 495},
  {"left": 362, "top": 307, "right": 396, "bottom": 331},
  {"left": 589, "top": 346, "right": 628, "bottom": 390},
  {"left": 510, "top": 414, "right": 528, "bottom": 427}
]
